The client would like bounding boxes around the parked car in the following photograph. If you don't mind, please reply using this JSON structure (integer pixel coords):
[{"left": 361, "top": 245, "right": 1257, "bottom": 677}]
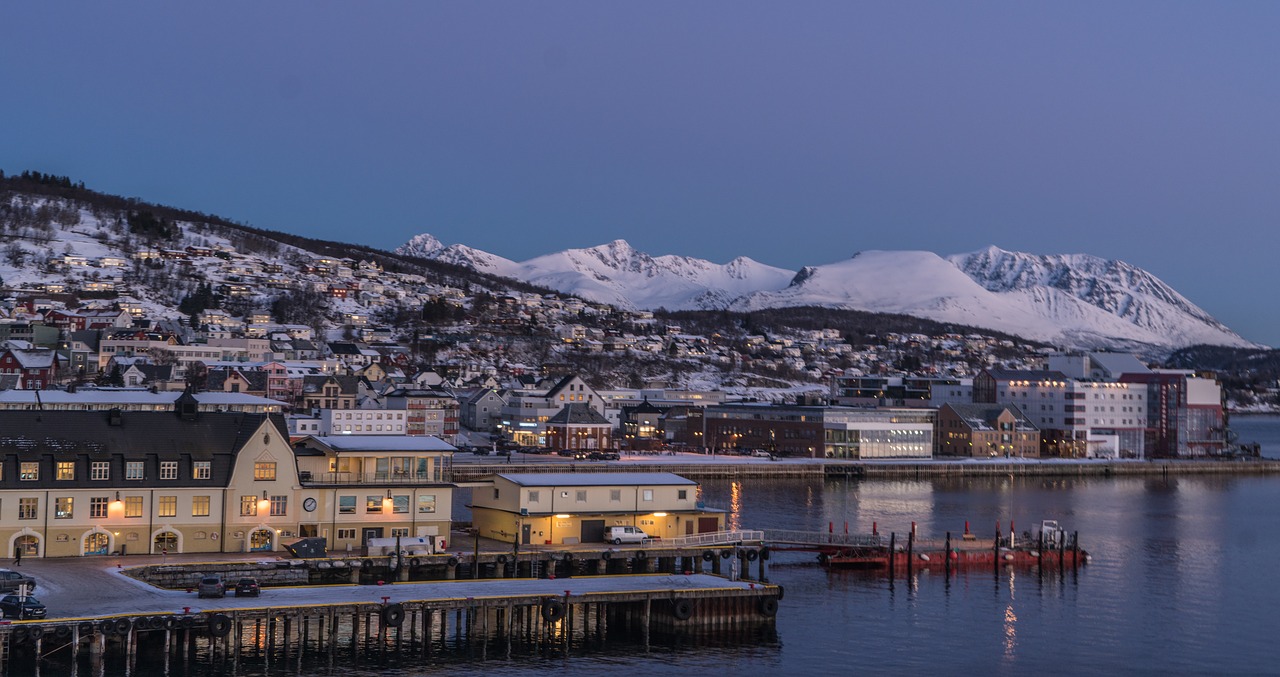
[
  {"left": 589, "top": 451, "right": 620, "bottom": 461},
  {"left": 0, "top": 569, "right": 36, "bottom": 594},
  {"left": 752, "top": 449, "right": 773, "bottom": 458},
  {"left": 573, "top": 450, "right": 590, "bottom": 460},
  {"left": 606, "top": 526, "right": 649, "bottom": 545},
  {"left": 197, "top": 575, "right": 226, "bottom": 598},
  {"left": 0, "top": 595, "right": 46, "bottom": 620},
  {"left": 234, "top": 577, "right": 261, "bottom": 597},
  {"left": 556, "top": 449, "right": 575, "bottom": 457}
]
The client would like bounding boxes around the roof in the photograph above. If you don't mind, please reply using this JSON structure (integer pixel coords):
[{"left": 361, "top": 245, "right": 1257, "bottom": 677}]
[
  {"left": 0, "top": 410, "right": 287, "bottom": 489},
  {"left": 942, "top": 403, "right": 1038, "bottom": 431},
  {"left": 300, "top": 435, "right": 456, "bottom": 452},
  {"left": 494, "top": 473, "right": 697, "bottom": 487},
  {"left": 0, "top": 389, "right": 282, "bottom": 408},
  {"left": 547, "top": 403, "right": 610, "bottom": 425},
  {"left": 983, "top": 369, "right": 1071, "bottom": 382}
]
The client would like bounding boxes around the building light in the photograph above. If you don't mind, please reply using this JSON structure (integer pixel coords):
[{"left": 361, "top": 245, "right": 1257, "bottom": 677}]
[
  {"left": 653, "top": 512, "right": 668, "bottom": 517},
  {"left": 555, "top": 514, "right": 570, "bottom": 519}
]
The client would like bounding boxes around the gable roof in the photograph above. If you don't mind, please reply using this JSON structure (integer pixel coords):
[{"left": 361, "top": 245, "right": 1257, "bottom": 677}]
[{"left": 547, "top": 403, "right": 610, "bottom": 425}]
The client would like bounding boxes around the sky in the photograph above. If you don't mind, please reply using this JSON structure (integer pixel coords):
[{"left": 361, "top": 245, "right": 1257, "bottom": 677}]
[{"left": 3, "top": 3, "right": 1280, "bottom": 345}]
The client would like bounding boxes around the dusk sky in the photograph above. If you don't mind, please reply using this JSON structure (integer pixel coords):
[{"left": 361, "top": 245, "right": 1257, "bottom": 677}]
[{"left": 4, "top": 3, "right": 1280, "bottom": 344}]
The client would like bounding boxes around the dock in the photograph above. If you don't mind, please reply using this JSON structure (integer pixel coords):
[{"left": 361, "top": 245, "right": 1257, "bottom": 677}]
[{"left": 0, "top": 573, "right": 780, "bottom": 673}]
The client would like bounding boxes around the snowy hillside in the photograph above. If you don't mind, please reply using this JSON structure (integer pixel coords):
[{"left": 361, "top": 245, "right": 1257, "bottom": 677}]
[{"left": 398, "top": 234, "right": 1255, "bottom": 351}]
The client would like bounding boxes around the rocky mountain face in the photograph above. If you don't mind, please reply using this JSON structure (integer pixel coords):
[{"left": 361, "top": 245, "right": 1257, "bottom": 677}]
[{"left": 398, "top": 236, "right": 1256, "bottom": 352}]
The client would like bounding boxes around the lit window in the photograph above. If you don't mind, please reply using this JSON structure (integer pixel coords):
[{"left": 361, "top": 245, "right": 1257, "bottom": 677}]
[
  {"left": 158, "top": 496, "right": 177, "bottom": 518},
  {"left": 254, "top": 462, "right": 277, "bottom": 481},
  {"left": 193, "top": 461, "right": 211, "bottom": 480},
  {"left": 192, "top": 496, "right": 211, "bottom": 517},
  {"left": 125, "top": 496, "right": 143, "bottom": 518},
  {"left": 20, "top": 462, "right": 38, "bottom": 481},
  {"left": 55, "top": 497, "right": 73, "bottom": 518},
  {"left": 56, "top": 462, "right": 75, "bottom": 480},
  {"left": 240, "top": 496, "right": 258, "bottom": 516},
  {"left": 18, "top": 498, "right": 37, "bottom": 520}
]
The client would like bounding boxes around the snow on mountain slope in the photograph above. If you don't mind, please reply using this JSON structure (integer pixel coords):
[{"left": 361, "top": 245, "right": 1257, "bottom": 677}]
[
  {"left": 397, "top": 232, "right": 1253, "bottom": 350},
  {"left": 516, "top": 240, "right": 794, "bottom": 310},
  {"left": 396, "top": 235, "right": 520, "bottom": 277}
]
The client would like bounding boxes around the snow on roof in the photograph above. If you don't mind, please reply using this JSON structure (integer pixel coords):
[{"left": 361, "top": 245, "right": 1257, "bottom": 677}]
[
  {"left": 0, "top": 389, "right": 280, "bottom": 407},
  {"left": 495, "top": 472, "right": 697, "bottom": 487},
  {"left": 307, "top": 435, "right": 456, "bottom": 452}
]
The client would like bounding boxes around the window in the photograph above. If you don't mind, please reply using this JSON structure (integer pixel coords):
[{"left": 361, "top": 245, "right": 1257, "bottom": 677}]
[
  {"left": 56, "top": 461, "right": 75, "bottom": 480},
  {"left": 55, "top": 497, "right": 73, "bottom": 518},
  {"left": 255, "top": 462, "right": 277, "bottom": 481},
  {"left": 240, "top": 495, "right": 258, "bottom": 516},
  {"left": 158, "top": 496, "right": 177, "bottom": 517},
  {"left": 392, "top": 495, "right": 409, "bottom": 514},
  {"left": 678, "top": 490, "right": 688, "bottom": 500},
  {"left": 642, "top": 489, "right": 654, "bottom": 502},
  {"left": 417, "top": 495, "right": 436, "bottom": 513},
  {"left": 339, "top": 495, "right": 356, "bottom": 514},
  {"left": 91, "top": 461, "right": 110, "bottom": 480},
  {"left": 576, "top": 490, "right": 587, "bottom": 502},
  {"left": 610, "top": 489, "right": 622, "bottom": 502},
  {"left": 366, "top": 496, "right": 383, "bottom": 514},
  {"left": 193, "top": 461, "right": 211, "bottom": 480},
  {"left": 90, "top": 497, "right": 108, "bottom": 518},
  {"left": 390, "top": 528, "right": 410, "bottom": 538},
  {"left": 192, "top": 495, "right": 211, "bottom": 517},
  {"left": 125, "top": 496, "right": 143, "bottom": 518},
  {"left": 528, "top": 490, "right": 540, "bottom": 503},
  {"left": 18, "top": 498, "right": 37, "bottom": 520},
  {"left": 337, "top": 528, "right": 356, "bottom": 539},
  {"left": 270, "top": 496, "right": 287, "bottom": 516},
  {"left": 159, "top": 461, "right": 178, "bottom": 480},
  {"left": 126, "top": 461, "right": 144, "bottom": 480},
  {"left": 20, "top": 462, "right": 38, "bottom": 481}
]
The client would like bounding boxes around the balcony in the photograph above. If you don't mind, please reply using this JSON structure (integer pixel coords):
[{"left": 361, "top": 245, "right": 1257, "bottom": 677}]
[{"left": 300, "top": 471, "right": 445, "bottom": 486}]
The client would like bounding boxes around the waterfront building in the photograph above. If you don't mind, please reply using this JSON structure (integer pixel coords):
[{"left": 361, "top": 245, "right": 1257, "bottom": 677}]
[
  {"left": 0, "top": 396, "right": 298, "bottom": 558},
  {"left": 544, "top": 403, "right": 614, "bottom": 451},
  {"left": 290, "top": 435, "right": 455, "bottom": 553},
  {"left": 829, "top": 371, "right": 973, "bottom": 408},
  {"left": 936, "top": 403, "right": 1040, "bottom": 458},
  {"left": 469, "top": 472, "right": 723, "bottom": 546},
  {"left": 619, "top": 398, "right": 668, "bottom": 450},
  {"left": 689, "top": 404, "right": 825, "bottom": 457},
  {"left": 384, "top": 388, "right": 460, "bottom": 442},
  {"left": 498, "top": 375, "right": 604, "bottom": 447},
  {"left": 822, "top": 407, "right": 936, "bottom": 459}
]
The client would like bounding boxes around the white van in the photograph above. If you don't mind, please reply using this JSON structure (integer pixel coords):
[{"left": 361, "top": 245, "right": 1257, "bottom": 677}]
[{"left": 605, "top": 526, "right": 649, "bottom": 545}]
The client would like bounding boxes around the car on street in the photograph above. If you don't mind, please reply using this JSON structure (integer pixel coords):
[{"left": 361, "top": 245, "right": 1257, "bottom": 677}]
[
  {"left": 234, "top": 577, "right": 261, "bottom": 597},
  {"left": 556, "top": 449, "right": 575, "bottom": 457},
  {"left": 197, "top": 575, "right": 226, "bottom": 598},
  {"left": 0, "top": 569, "right": 36, "bottom": 594},
  {"left": 589, "top": 451, "right": 620, "bottom": 461},
  {"left": 0, "top": 595, "right": 46, "bottom": 620}
]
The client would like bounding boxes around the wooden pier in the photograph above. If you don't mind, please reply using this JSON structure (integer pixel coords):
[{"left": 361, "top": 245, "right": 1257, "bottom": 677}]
[{"left": 0, "top": 574, "right": 781, "bottom": 674}]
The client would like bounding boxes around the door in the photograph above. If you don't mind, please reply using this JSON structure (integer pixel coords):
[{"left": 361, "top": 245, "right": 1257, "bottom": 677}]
[
  {"left": 580, "top": 519, "right": 606, "bottom": 543},
  {"left": 521, "top": 523, "right": 532, "bottom": 545},
  {"left": 698, "top": 517, "right": 720, "bottom": 533},
  {"left": 84, "top": 532, "right": 110, "bottom": 556},
  {"left": 685, "top": 520, "right": 695, "bottom": 535},
  {"left": 363, "top": 528, "right": 384, "bottom": 547}
]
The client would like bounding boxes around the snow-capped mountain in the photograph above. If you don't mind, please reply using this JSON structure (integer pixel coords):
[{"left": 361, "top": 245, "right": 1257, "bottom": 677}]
[{"left": 397, "top": 235, "right": 1255, "bottom": 351}]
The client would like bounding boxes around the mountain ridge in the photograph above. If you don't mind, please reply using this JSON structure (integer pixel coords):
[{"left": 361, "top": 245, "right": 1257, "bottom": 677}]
[{"left": 397, "top": 236, "right": 1257, "bottom": 351}]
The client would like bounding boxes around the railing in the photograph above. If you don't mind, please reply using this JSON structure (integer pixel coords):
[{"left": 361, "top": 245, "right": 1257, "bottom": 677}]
[
  {"left": 302, "top": 472, "right": 442, "bottom": 485},
  {"left": 763, "top": 529, "right": 884, "bottom": 548},
  {"left": 655, "top": 530, "right": 765, "bottom": 548}
]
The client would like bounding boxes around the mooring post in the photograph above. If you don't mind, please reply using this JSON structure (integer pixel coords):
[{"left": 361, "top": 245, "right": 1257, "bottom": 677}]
[
  {"left": 907, "top": 530, "right": 915, "bottom": 578},
  {"left": 642, "top": 597, "right": 651, "bottom": 651},
  {"left": 1072, "top": 531, "right": 1080, "bottom": 568},
  {"left": 888, "top": 532, "right": 896, "bottom": 579},
  {"left": 1058, "top": 534, "right": 1066, "bottom": 574},
  {"left": 944, "top": 532, "right": 952, "bottom": 577}
]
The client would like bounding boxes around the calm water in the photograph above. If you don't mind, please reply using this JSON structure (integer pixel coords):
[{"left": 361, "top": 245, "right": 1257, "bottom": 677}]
[{"left": 137, "top": 417, "right": 1280, "bottom": 675}]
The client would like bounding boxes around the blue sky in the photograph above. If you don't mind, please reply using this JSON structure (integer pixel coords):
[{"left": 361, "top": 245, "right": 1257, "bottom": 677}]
[{"left": 3, "top": 3, "right": 1280, "bottom": 345}]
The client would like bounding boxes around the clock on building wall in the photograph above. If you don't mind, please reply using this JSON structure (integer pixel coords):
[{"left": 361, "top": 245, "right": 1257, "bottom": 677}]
[{"left": 303, "top": 497, "right": 317, "bottom": 512}]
